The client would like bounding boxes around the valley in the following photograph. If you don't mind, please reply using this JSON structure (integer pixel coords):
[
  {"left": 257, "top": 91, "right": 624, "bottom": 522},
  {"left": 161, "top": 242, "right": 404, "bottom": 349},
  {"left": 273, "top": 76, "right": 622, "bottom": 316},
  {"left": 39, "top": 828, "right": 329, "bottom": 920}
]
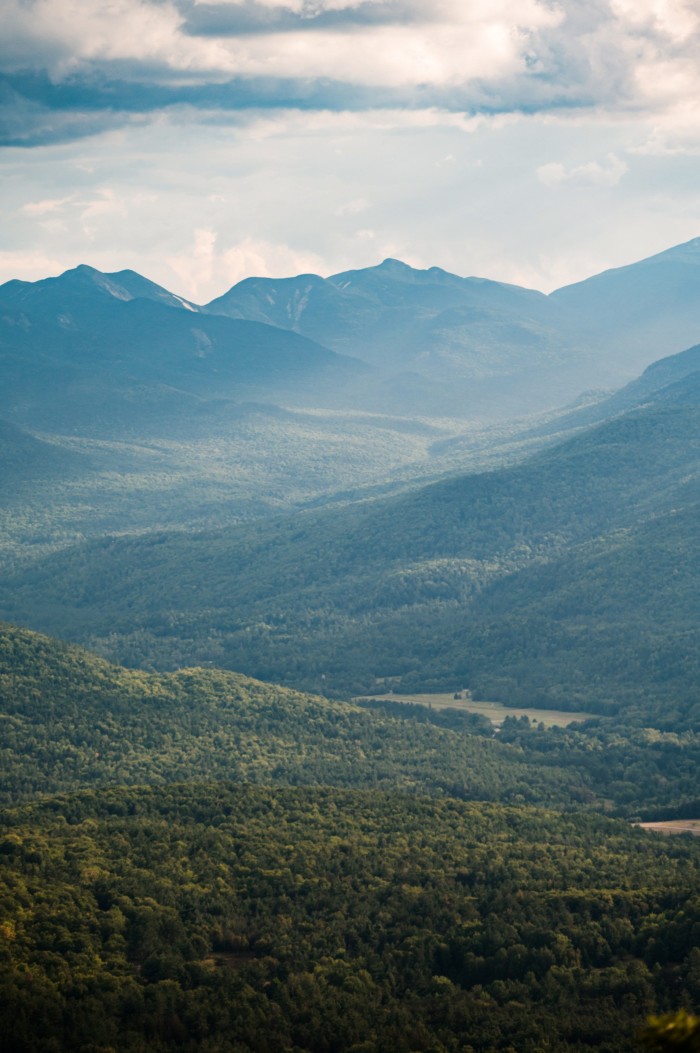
[{"left": 2, "top": 240, "right": 700, "bottom": 1053}]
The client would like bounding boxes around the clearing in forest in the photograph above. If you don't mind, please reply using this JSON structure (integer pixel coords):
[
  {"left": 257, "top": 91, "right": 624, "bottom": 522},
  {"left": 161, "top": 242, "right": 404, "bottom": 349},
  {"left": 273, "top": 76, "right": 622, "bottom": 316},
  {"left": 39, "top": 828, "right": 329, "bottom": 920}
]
[{"left": 356, "top": 691, "right": 597, "bottom": 729}]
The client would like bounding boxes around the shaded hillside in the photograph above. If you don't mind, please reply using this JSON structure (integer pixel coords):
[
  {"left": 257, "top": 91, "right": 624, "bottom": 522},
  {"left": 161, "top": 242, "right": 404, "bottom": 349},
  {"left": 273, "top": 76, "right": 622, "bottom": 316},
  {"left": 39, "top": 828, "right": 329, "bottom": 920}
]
[
  {"left": 0, "top": 420, "right": 90, "bottom": 496},
  {"left": 3, "top": 380, "right": 699, "bottom": 721},
  {"left": 443, "top": 504, "right": 700, "bottom": 721},
  {"left": 0, "top": 622, "right": 591, "bottom": 808}
]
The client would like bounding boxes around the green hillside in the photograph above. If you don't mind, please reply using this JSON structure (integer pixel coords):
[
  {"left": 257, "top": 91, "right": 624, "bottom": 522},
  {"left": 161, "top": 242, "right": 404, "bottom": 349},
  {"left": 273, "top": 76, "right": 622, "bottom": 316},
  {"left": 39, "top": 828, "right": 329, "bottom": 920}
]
[
  {"left": 0, "top": 622, "right": 592, "bottom": 809},
  {"left": 4, "top": 620, "right": 700, "bottom": 818},
  {"left": 455, "top": 506, "right": 700, "bottom": 720}
]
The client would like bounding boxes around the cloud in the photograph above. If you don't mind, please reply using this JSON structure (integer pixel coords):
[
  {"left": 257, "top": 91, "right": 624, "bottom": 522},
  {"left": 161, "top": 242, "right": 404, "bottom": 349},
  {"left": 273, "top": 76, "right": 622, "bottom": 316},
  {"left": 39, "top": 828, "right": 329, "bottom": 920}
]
[
  {"left": 165, "top": 229, "right": 327, "bottom": 299},
  {"left": 22, "top": 196, "right": 72, "bottom": 216},
  {"left": 537, "top": 152, "right": 628, "bottom": 187},
  {"left": 182, "top": 0, "right": 407, "bottom": 36},
  {"left": 3, "top": 0, "right": 700, "bottom": 304},
  {"left": 334, "top": 197, "right": 369, "bottom": 216},
  {"left": 0, "top": 249, "right": 68, "bottom": 282},
  {"left": 0, "top": 0, "right": 231, "bottom": 80},
  {"left": 3, "top": 0, "right": 700, "bottom": 151},
  {"left": 630, "top": 99, "right": 700, "bottom": 155}
]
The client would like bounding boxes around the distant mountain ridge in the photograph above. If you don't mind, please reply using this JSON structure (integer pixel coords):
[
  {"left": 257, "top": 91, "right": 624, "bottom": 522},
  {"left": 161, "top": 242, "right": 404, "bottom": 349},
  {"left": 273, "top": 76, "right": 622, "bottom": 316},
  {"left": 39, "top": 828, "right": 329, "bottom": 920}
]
[
  {"left": 203, "top": 237, "right": 700, "bottom": 407},
  {"left": 0, "top": 263, "right": 200, "bottom": 313},
  {"left": 4, "top": 236, "right": 700, "bottom": 429},
  {"left": 0, "top": 266, "right": 371, "bottom": 436}
]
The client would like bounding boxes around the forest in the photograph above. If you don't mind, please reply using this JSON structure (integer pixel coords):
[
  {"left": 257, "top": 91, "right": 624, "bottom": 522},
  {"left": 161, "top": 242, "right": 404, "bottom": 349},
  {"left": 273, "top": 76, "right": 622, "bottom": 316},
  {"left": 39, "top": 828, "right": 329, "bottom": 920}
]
[
  {"left": 3, "top": 783, "right": 700, "bottom": 1053},
  {"left": 2, "top": 621, "right": 700, "bottom": 1051}
]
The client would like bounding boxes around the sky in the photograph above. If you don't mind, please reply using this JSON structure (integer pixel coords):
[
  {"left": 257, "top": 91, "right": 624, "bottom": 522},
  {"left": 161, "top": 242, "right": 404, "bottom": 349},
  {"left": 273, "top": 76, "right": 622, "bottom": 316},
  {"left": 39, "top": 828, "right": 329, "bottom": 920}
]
[{"left": 2, "top": 0, "right": 700, "bottom": 302}]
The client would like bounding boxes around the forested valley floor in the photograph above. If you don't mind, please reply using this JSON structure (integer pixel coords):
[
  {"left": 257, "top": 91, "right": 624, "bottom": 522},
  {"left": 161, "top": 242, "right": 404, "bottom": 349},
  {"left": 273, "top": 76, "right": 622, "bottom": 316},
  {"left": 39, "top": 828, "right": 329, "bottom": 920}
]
[{"left": 2, "top": 624, "right": 700, "bottom": 1053}]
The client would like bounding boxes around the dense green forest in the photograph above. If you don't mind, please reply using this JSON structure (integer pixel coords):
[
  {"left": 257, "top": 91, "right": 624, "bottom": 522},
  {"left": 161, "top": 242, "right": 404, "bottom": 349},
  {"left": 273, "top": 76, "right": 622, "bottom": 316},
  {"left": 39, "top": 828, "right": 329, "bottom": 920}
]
[
  {"left": 3, "top": 783, "right": 700, "bottom": 1053},
  {"left": 4, "top": 621, "right": 700, "bottom": 817},
  {"left": 0, "top": 622, "right": 586, "bottom": 809}
]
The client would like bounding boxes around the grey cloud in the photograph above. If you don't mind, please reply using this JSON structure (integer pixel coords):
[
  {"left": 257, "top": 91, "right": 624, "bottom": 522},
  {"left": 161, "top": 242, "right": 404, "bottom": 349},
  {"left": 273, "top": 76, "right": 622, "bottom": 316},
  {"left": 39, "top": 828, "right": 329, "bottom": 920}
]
[
  {"left": 3, "top": 58, "right": 611, "bottom": 151},
  {"left": 179, "top": 0, "right": 416, "bottom": 37},
  {"left": 0, "top": 79, "right": 139, "bottom": 146},
  {"left": 0, "top": 70, "right": 419, "bottom": 147}
]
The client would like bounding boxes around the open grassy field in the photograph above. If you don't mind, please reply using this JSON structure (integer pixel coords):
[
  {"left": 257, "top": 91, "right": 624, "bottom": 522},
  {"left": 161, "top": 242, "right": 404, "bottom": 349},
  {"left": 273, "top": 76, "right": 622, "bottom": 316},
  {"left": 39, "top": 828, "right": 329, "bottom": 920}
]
[
  {"left": 637, "top": 820, "right": 700, "bottom": 836},
  {"left": 355, "top": 691, "right": 597, "bottom": 728}
]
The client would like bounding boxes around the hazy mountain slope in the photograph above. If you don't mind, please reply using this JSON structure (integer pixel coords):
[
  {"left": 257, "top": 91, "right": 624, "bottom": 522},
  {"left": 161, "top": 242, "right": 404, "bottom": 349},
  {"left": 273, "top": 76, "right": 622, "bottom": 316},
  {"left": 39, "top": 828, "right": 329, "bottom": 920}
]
[
  {"left": 3, "top": 379, "right": 699, "bottom": 717},
  {"left": 0, "top": 419, "right": 91, "bottom": 495},
  {"left": 519, "top": 343, "right": 700, "bottom": 441},
  {"left": 205, "top": 259, "right": 555, "bottom": 362},
  {"left": 0, "top": 270, "right": 371, "bottom": 435},
  {"left": 5, "top": 240, "right": 700, "bottom": 433},
  {"left": 550, "top": 237, "right": 700, "bottom": 375},
  {"left": 0, "top": 400, "right": 554, "bottom": 573},
  {"left": 205, "top": 258, "right": 582, "bottom": 415},
  {"left": 204, "top": 238, "right": 700, "bottom": 411}
]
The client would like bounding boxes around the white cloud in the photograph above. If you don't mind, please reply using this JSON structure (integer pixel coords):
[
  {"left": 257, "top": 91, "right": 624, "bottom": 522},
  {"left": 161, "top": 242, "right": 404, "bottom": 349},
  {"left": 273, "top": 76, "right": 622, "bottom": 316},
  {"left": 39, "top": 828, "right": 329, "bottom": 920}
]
[
  {"left": 537, "top": 152, "right": 628, "bottom": 187},
  {"left": 334, "top": 197, "right": 369, "bottom": 216},
  {"left": 0, "top": 249, "right": 69, "bottom": 282},
  {"left": 165, "top": 230, "right": 327, "bottom": 298},
  {"left": 4, "top": 3, "right": 700, "bottom": 303},
  {"left": 202, "top": 0, "right": 390, "bottom": 10},
  {"left": 221, "top": 237, "right": 327, "bottom": 285},
  {"left": 3, "top": 0, "right": 700, "bottom": 128},
  {"left": 166, "top": 228, "right": 219, "bottom": 301},
  {"left": 630, "top": 100, "right": 700, "bottom": 155},
  {"left": 22, "top": 196, "right": 73, "bottom": 216},
  {"left": 0, "top": 0, "right": 231, "bottom": 79},
  {"left": 609, "top": 0, "right": 699, "bottom": 43},
  {"left": 79, "top": 188, "right": 129, "bottom": 239}
]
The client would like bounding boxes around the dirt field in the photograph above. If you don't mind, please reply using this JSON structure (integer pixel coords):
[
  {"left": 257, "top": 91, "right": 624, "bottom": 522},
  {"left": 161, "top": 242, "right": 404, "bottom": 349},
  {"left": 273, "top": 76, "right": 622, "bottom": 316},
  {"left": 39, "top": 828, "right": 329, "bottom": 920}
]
[{"left": 355, "top": 691, "right": 597, "bottom": 729}]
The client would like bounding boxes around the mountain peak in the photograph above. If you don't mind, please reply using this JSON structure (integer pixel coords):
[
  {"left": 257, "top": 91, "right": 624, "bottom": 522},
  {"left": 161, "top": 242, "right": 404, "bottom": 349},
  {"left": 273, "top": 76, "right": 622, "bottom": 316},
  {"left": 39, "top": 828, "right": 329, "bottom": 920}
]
[
  {"left": 377, "top": 257, "right": 412, "bottom": 272},
  {"left": 0, "top": 264, "right": 199, "bottom": 314}
]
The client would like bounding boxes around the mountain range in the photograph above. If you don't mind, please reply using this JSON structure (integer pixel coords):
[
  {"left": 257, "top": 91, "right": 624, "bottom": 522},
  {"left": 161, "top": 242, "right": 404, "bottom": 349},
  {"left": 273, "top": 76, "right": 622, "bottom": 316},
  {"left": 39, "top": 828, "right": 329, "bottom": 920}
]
[
  {"left": 204, "top": 239, "right": 700, "bottom": 410},
  {"left": 4, "top": 237, "right": 700, "bottom": 436}
]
